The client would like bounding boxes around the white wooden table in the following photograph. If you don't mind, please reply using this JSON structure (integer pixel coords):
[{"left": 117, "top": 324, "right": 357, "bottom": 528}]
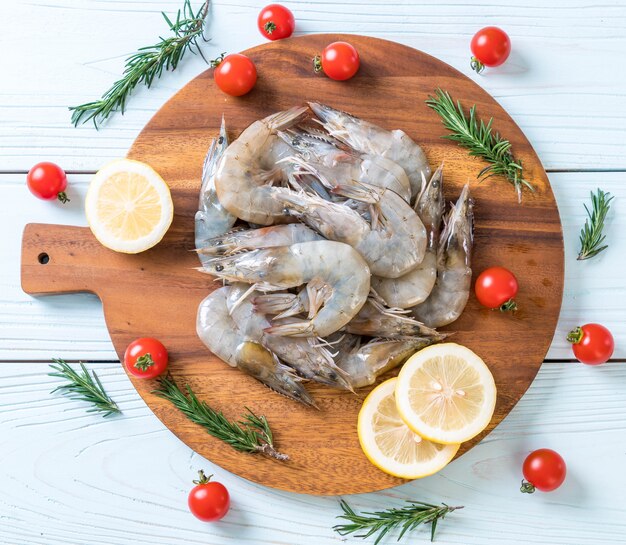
[{"left": 2, "top": 1, "right": 625, "bottom": 543}]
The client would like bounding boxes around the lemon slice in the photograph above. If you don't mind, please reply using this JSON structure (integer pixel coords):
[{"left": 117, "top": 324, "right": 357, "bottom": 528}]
[
  {"left": 85, "top": 159, "right": 173, "bottom": 254},
  {"left": 358, "top": 377, "right": 459, "bottom": 479},
  {"left": 395, "top": 343, "right": 496, "bottom": 444}
]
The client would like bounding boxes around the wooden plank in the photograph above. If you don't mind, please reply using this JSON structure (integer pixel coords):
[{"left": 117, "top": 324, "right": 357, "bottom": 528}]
[
  {"left": 1, "top": 173, "right": 623, "bottom": 362},
  {"left": 1, "top": 360, "right": 625, "bottom": 544},
  {"left": 1, "top": 0, "right": 626, "bottom": 171}
]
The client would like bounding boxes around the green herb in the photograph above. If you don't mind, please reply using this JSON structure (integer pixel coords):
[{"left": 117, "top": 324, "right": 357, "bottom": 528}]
[
  {"left": 153, "top": 375, "right": 288, "bottom": 461},
  {"left": 577, "top": 188, "right": 613, "bottom": 260},
  {"left": 334, "top": 499, "right": 462, "bottom": 544},
  {"left": 426, "top": 88, "right": 533, "bottom": 202},
  {"left": 49, "top": 359, "right": 121, "bottom": 417},
  {"left": 70, "top": 0, "right": 210, "bottom": 128}
]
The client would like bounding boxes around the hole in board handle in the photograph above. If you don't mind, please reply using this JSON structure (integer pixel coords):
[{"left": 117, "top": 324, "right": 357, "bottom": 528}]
[{"left": 38, "top": 253, "right": 50, "bottom": 265}]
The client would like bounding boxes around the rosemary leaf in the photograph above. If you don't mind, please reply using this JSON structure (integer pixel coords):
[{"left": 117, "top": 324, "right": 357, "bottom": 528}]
[
  {"left": 69, "top": 0, "right": 210, "bottom": 128},
  {"left": 333, "top": 499, "right": 462, "bottom": 544},
  {"left": 577, "top": 188, "right": 613, "bottom": 260},
  {"left": 426, "top": 88, "right": 533, "bottom": 202},
  {"left": 49, "top": 359, "right": 121, "bottom": 417},
  {"left": 153, "top": 375, "right": 288, "bottom": 461}
]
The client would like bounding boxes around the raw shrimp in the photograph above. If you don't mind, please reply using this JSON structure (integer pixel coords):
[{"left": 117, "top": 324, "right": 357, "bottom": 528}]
[
  {"left": 198, "top": 224, "right": 322, "bottom": 257},
  {"left": 255, "top": 292, "right": 444, "bottom": 340},
  {"left": 225, "top": 285, "right": 352, "bottom": 390},
  {"left": 308, "top": 102, "right": 430, "bottom": 201},
  {"left": 195, "top": 117, "right": 235, "bottom": 262},
  {"left": 370, "top": 165, "right": 445, "bottom": 307},
  {"left": 337, "top": 337, "right": 442, "bottom": 389},
  {"left": 197, "top": 286, "right": 315, "bottom": 406},
  {"left": 278, "top": 128, "right": 412, "bottom": 202},
  {"left": 199, "top": 241, "right": 371, "bottom": 337},
  {"left": 214, "top": 106, "right": 308, "bottom": 225},
  {"left": 277, "top": 182, "right": 426, "bottom": 278},
  {"left": 412, "top": 184, "right": 474, "bottom": 327}
]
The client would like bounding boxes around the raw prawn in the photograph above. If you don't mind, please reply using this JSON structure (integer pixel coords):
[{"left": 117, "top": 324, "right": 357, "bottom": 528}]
[
  {"left": 255, "top": 291, "right": 444, "bottom": 340},
  {"left": 214, "top": 106, "right": 308, "bottom": 225},
  {"left": 198, "top": 224, "right": 322, "bottom": 257},
  {"left": 411, "top": 184, "right": 474, "bottom": 327},
  {"left": 195, "top": 117, "right": 235, "bottom": 262},
  {"left": 197, "top": 286, "right": 315, "bottom": 406},
  {"left": 199, "top": 241, "right": 371, "bottom": 337},
  {"left": 277, "top": 182, "right": 426, "bottom": 278},
  {"left": 370, "top": 165, "right": 445, "bottom": 307},
  {"left": 278, "top": 128, "right": 412, "bottom": 202},
  {"left": 337, "top": 337, "right": 442, "bottom": 389},
  {"left": 224, "top": 285, "right": 352, "bottom": 390},
  {"left": 308, "top": 102, "right": 430, "bottom": 201}
]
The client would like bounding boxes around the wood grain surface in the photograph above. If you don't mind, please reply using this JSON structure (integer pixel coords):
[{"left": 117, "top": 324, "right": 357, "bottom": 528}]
[{"left": 20, "top": 34, "right": 564, "bottom": 495}]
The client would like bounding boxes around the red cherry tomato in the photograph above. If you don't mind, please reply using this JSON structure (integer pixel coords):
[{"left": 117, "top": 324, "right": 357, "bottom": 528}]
[
  {"left": 27, "top": 162, "right": 69, "bottom": 203},
  {"left": 470, "top": 27, "right": 511, "bottom": 73},
  {"left": 213, "top": 54, "right": 257, "bottom": 97},
  {"left": 188, "top": 471, "right": 230, "bottom": 522},
  {"left": 315, "top": 41, "right": 360, "bottom": 81},
  {"left": 124, "top": 337, "right": 168, "bottom": 379},
  {"left": 521, "top": 449, "right": 566, "bottom": 493},
  {"left": 567, "top": 323, "right": 614, "bottom": 365},
  {"left": 257, "top": 4, "right": 295, "bottom": 41},
  {"left": 475, "top": 266, "right": 518, "bottom": 311}
]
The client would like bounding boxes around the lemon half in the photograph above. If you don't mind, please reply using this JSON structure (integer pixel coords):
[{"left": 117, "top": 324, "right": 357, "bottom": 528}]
[
  {"left": 395, "top": 343, "right": 497, "bottom": 444},
  {"left": 85, "top": 159, "right": 173, "bottom": 254},
  {"left": 358, "top": 377, "right": 459, "bottom": 479}
]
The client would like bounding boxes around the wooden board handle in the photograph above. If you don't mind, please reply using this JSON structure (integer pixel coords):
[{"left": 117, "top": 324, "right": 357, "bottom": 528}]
[{"left": 21, "top": 223, "right": 105, "bottom": 296}]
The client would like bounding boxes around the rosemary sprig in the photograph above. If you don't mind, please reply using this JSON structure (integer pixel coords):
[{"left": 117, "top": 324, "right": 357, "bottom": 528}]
[
  {"left": 49, "top": 359, "right": 121, "bottom": 417},
  {"left": 334, "top": 499, "right": 463, "bottom": 544},
  {"left": 153, "top": 375, "right": 288, "bottom": 461},
  {"left": 577, "top": 188, "right": 613, "bottom": 260},
  {"left": 70, "top": 0, "right": 210, "bottom": 128},
  {"left": 426, "top": 88, "right": 533, "bottom": 202}
]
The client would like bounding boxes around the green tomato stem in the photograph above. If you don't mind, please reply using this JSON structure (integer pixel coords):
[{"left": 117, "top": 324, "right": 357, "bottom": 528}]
[
  {"left": 134, "top": 353, "right": 155, "bottom": 371},
  {"left": 313, "top": 55, "right": 323, "bottom": 74},
  {"left": 193, "top": 469, "right": 213, "bottom": 485},
  {"left": 499, "top": 299, "right": 518, "bottom": 312},
  {"left": 566, "top": 326, "right": 584, "bottom": 344},
  {"left": 470, "top": 56, "right": 485, "bottom": 74}
]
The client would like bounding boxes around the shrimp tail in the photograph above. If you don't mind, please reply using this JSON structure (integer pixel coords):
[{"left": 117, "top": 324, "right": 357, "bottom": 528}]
[
  {"left": 266, "top": 106, "right": 309, "bottom": 132},
  {"left": 306, "top": 278, "right": 330, "bottom": 319},
  {"left": 253, "top": 293, "right": 300, "bottom": 316},
  {"left": 264, "top": 319, "right": 316, "bottom": 338},
  {"left": 331, "top": 182, "right": 381, "bottom": 204}
]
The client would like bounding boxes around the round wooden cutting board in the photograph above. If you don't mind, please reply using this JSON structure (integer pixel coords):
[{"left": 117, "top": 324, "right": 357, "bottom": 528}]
[{"left": 21, "top": 34, "right": 563, "bottom": 495}]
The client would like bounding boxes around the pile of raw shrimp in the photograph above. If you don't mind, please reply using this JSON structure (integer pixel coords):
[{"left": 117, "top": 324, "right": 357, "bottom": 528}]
[{"left": 194, "top": 103, "right": 474, "bottom": 408}]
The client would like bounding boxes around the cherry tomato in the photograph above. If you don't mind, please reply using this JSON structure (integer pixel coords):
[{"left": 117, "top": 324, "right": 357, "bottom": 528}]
[
  {"left": 521, "top": 449, "right": 566, "bottom": 493},
  {"left": 188, "top": 471, "right": 230, "bottom": 522},
  {"left": 567, "top": 323, "right": 614, "bottom": 365},
  {"left": 475, "top": 266, "right": 518, "bottom": 311},
  {"left": 314, "top": 41, "right": 360, "bottom": 81},
  {"left": 258, "top": 4, "right": 295, "bottom": 41},
  {"left": 213, "top": 53, "right": 257, "bottom": 97},
  {"left": 27, "top": 162, "right": 69, "bottom": 203},
  {"left": 124, "top": 337, "right": 168, "bottom": 379},
  {"left": 470, "top": 27, "right": 511, "bottom": 73}
]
